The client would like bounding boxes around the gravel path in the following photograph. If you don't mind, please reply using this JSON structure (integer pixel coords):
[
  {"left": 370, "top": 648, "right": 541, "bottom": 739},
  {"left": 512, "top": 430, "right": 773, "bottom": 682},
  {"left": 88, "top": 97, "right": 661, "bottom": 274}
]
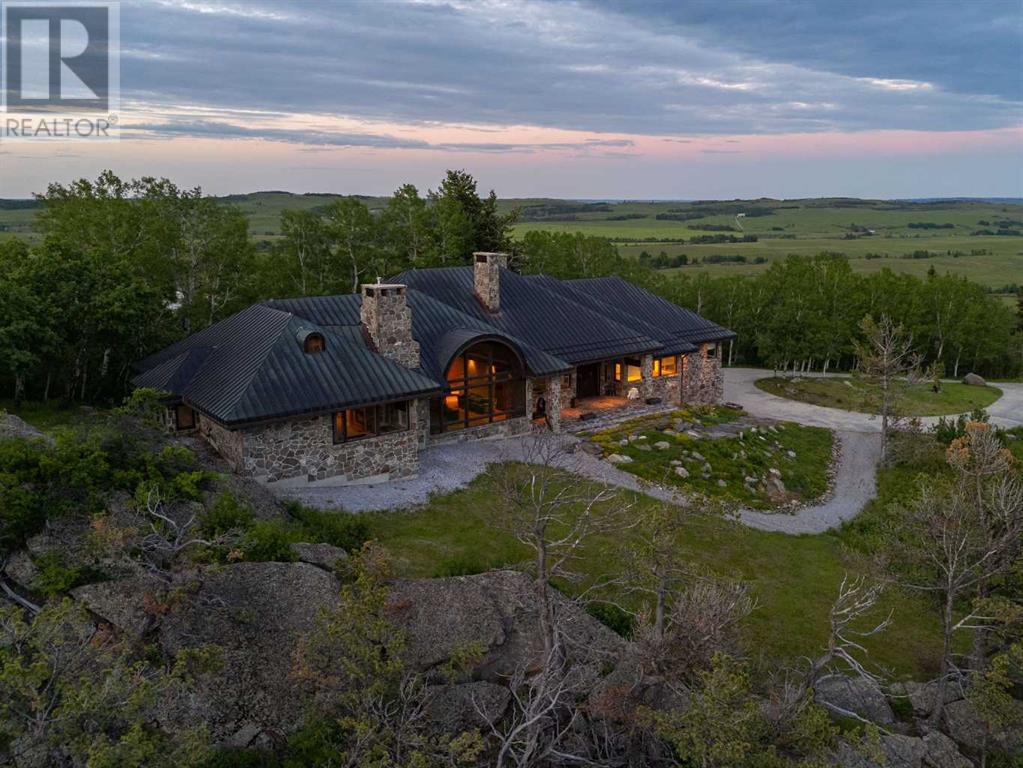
[
  {"left": 283, "top": 369, "right": 1015, "bottom": 535},
  {"left": 283, "top": 428, "right": 879, "bottom": 535},
  {"left": 724, "top": 367, "right": 1021, "bottom": 430},
  {"left": 737, "top": 430, "right": 880, "bottom": 534}
]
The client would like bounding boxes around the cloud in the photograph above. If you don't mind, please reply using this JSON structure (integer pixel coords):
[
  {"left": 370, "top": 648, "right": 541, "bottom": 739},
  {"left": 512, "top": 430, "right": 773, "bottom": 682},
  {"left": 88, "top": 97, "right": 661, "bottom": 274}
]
[{"left": 112, "top": 0, "right": 1021, "bottom": 143}]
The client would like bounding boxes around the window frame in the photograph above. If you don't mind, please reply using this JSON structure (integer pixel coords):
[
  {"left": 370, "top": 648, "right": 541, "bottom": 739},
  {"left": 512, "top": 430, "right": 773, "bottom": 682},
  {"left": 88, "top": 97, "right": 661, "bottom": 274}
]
[
  {"left": 332, "top": 400, "right": 410, "bottom": 444},
  {"left": 431, "top": 341, "right": 526, "bottom": 435},
  {"left": 653, "top": 355, "right": 678, "bottom": 378}
]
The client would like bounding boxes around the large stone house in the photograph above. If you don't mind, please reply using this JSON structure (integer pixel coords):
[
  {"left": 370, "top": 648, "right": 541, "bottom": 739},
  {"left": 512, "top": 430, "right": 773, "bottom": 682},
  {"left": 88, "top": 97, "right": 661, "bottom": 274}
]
[{"left": 133, "top": 253, "right": 734, "bottom": 486}]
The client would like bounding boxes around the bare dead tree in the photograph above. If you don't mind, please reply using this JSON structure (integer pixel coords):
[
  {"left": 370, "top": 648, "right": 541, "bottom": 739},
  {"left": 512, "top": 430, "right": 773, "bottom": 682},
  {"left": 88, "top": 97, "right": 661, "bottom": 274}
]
[
  {"left": 134, "top": 486, "right": 237, "bottom": 576},
  {"left": 806, "top": 575, "right": 891, "bottom": 690},
  {"left": 886, "top": 423, "right": 1023, "bottom": 724},
  {"left": 854, "top": 314, "right": 922, "bottom": 462},
  {"left": 491, "top": 434, "right": 633, "bottom": 663},
  {"left": 634, "top": 579, "right": 756, "bottom": 690}
]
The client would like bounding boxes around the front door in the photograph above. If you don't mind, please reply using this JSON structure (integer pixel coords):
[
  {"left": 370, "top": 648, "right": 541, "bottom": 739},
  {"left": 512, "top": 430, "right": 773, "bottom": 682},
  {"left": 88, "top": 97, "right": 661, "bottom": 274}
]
[{"left": 576, "top": 363, "right": 601, "bottom": 398}]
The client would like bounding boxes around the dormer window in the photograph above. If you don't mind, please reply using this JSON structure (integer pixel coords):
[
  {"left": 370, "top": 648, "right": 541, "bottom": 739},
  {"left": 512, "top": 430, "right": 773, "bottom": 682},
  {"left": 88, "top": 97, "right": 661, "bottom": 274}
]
[{"left": 303, "top": 332, "right": 326, "bottom": 354}]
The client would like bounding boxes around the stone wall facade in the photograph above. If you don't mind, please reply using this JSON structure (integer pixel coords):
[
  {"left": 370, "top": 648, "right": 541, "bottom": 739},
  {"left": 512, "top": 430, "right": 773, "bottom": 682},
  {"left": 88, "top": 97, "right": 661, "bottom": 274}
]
[
  {"left": 473, "top": 252, "right": 507, "bottom": 312},
  {"left": 428, "top": 415, "right": 533, "bottom": 445},
  {"left": 682, "top": 343, "right": 724, "bottom": 404},
  {"left": 646, "top": 368, "right": 682, "bottom": 404},
  {"left": 199, "top": 415, "right": 245, "bottom": 470},
  {"left": 359, "top": 284, "right": 421, "bottom": 368},
  {"left": 240, "top": 410, "right": 421, "bottom": 485},
  {"left": 528, "top": 376, "right": 562, "bottom": 432}
]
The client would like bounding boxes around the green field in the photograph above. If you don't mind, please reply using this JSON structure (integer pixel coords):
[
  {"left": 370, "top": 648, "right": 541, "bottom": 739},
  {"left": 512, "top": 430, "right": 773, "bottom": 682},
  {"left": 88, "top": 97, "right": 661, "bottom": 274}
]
[{"left": 4, "top": 193, "right": 1021, "bottom": 290}]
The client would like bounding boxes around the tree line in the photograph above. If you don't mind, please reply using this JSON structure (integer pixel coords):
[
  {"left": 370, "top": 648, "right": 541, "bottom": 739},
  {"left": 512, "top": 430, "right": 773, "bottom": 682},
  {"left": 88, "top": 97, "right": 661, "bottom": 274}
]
[{"left": 0, "top": 170, "right": 1020, "bottom": 406}]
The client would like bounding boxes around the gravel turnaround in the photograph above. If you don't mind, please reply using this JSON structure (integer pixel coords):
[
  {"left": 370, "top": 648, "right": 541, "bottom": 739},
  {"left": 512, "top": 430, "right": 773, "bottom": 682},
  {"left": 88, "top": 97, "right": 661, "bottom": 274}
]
[
  {"left": 280, "top": 367, "right": 1016, "bottom": 534},
  {"left": 283, "top": 429, "right": 881, "bottom": 535}
]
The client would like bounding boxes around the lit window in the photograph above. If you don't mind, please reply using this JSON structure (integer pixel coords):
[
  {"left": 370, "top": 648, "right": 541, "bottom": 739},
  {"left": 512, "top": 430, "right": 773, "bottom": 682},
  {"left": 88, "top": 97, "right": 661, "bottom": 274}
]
[
  {"left": 615, "top": 360, "right": 643, "bottom": 382},
  {"left": 654, "top": 356, "right": 677, "bottom": 377},
  {"left": 333, "top": 401, "right": 410, "bottom": 443},
  {"left": 431, "top": 341, "right": 525, "bottom": 434}
]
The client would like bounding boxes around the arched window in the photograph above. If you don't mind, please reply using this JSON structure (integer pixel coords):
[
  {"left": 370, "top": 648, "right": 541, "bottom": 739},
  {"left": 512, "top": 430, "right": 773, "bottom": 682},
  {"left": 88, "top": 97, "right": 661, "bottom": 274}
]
[
  {"left": 303, "top": 332, "right": 326, "bottom": 354},
  {"left": 431, "top": 340, "right": 525, "bottom": 434}
]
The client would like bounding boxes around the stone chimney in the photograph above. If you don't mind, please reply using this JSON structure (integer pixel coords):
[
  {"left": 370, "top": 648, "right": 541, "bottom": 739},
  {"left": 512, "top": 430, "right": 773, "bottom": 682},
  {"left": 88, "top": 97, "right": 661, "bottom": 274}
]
[
  {"left": 360, "top": 283, "right": 421, "bottom": 368},
  {"left": 473, "top": 252, "right": 507, "bottom": 312}
]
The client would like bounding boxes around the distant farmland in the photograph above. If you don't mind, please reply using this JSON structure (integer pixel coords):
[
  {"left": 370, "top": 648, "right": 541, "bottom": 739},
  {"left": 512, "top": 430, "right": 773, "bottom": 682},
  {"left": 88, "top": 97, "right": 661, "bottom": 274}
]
[{"left": 3, "top": 193, "right": 1020, "bottom": 294}]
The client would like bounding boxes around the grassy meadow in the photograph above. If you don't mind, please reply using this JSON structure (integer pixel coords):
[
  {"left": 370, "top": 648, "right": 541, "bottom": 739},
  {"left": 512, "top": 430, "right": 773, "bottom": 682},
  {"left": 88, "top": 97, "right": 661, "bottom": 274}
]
[
  {"left": 363, "top": 468, "right": 943, "bottom": 679},
  {"left": 755, "top": 377, "right": 1003, "bottom": 416},
  {"left": 4, "top": 193, "right": 1020, "bottom": 291}
]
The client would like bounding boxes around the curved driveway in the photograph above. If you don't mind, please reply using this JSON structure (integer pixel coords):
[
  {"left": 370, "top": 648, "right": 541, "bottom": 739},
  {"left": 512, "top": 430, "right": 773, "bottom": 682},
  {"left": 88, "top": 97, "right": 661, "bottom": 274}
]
[
  {"left": 287, "top": 370, "right": 1018, "bottom": 536},
  {"left": 724, "top": 368, "right": 1021, "bottom": 430},
  {"left": 725, "top": 368, "right": 1020, "bottom": 534}
]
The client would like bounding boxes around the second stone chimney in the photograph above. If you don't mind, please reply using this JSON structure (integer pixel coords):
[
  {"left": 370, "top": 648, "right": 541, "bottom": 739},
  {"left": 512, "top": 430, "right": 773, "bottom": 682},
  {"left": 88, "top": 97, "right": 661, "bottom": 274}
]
[
  {"left": 360, "top": 283, "right": 421, "bottom": 369},
  {"left": 474, "top": 252, "right": 507, "bottom": 312}
]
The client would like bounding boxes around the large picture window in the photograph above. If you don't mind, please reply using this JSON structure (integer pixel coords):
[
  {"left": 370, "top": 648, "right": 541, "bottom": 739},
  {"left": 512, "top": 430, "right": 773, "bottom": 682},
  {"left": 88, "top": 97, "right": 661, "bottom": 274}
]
[
  {"left": 333, "top": 401, "right": 410, "bottom": 443},
  {"left": 653, "top": 355, "right": 677, "bottom": 377},
  {"left": 614, "top": 358, "right": 643, "bottom": 383},
  {"left": 431, "top": 341, "right": 525, "bottom": 434}
]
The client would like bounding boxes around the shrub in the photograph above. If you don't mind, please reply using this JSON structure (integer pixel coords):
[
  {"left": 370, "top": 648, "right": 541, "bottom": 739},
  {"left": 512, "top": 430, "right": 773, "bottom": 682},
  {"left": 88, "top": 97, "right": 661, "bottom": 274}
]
[
  {"left": 587, "top": 602, "right": 634, "bottom": 638},
  {"left": 200, "top": 493, "right": 254, "bottom": 536},
  {"left": 435, "top": 553, "right": 496, "bottom": 577},
  {"left": 283, "top": 502, "right": 369, "bottom": 552},
  {"left": 242, "top": 520, "right": 297, "bottom": 562}
]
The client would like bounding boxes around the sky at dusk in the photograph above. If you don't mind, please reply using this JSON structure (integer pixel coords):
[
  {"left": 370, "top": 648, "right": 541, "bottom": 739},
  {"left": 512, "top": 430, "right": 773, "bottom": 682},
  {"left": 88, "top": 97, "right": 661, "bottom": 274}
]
[{"left": 2, "top": 0, "right": 1021, "bottom": 199}]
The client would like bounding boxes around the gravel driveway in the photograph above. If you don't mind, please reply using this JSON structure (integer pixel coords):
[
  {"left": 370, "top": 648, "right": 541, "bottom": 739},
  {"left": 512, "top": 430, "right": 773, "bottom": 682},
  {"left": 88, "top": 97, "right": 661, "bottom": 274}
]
[
  {"left": 283, "top": 369, "right": 1016, "bottom": 535},
  {"left": 724, "top": 367, "right": 1021, "bottom": 430}
]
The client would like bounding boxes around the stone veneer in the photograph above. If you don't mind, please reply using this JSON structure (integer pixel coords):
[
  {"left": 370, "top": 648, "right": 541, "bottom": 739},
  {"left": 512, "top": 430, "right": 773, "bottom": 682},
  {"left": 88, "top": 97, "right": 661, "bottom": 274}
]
[
  {"left": 646, "top": 365, "right": 682, "bottom": 404},
  {"left": 200, "top": 401, "right": 424, "bottom": 485},
  {"left": 473, "top": 252, "right": 506, "bottom": 312},
  {"left": 359, "top": 284, "right": 420, "bottom": 369},
  {"left": 528, "top": 376, "right": 562, "bottom": 432},
  {"left": 682, "top": 343, "right": 724, "bottom": 404},
  {"left": 199, "top": 415, "right": 245, "bottom": 470}
]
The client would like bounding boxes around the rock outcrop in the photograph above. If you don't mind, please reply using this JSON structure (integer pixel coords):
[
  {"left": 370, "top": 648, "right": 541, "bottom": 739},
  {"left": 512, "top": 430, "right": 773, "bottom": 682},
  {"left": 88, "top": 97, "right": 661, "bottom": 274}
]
[
  {"left": 814, "top": 675, "right": 894, "bottom": 725},
  {"left": 67, "top": 565, "right": 629, "bottom": 748}
]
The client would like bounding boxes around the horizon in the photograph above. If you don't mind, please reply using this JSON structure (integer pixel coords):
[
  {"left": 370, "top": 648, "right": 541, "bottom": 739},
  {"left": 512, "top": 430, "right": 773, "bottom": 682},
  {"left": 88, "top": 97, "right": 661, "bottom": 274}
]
[{"left": 1, "top": 0, "right": 1021, "bottom": 198}]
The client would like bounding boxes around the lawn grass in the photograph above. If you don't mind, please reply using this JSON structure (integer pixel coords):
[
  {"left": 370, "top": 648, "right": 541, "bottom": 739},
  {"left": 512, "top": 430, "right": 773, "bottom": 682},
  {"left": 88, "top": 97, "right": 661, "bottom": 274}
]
[
  {"left": 587, "top": 408, "right": 832, "bottom": 509},
  {"left": 755, "top": 377, "right": 1002, "bottom": 417},
  {"left": 362, "top": 469, "right": 943, "bottom": 678}
]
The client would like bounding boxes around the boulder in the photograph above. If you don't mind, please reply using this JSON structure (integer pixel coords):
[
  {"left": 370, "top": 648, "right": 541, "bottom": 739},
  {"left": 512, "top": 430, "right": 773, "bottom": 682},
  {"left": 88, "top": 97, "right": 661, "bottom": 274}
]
[
  {"left": 157, "top": 562, "right": 342, "bottom": 744},
  {"left": 634, "top": 444, "right": 652, "bottom": 452},
  {"left": 943, "top": 697, "right": 1023, "bottom": 756},
  {"left": 716, "top": 479, "right": 727, "bottom": 488},
  {"left": 607, "top": 454, "right": 633, "bottom": 465},
  {"left": 674, "top": 466, "right": 689, "bottom": 479},
  {"left": 690, "top": 451, "right": 706, "bottom": 461},
  {"left": 388, "top": 571, "right": 627, "bottom": 683},
  {"left": 0, "top": 412, "right": 53, "bottom": 445},
  {"left": 833, "top": 733, "right": 927, "bottom": 768},
  {"left": 920, "top": 730, "right": 971, "bottom": 768},
  {"left": 579, "top": 441, "right": 602, "bottom": 456},
  {"left": 653, "top": 441, "right": 671, "bottom": 451},
  {"left": 905, "top": 680, "right": 962, "bottom": 718},
  {"left": 425, "top": 682, "right": 510, "bottom": 733},
  {"left": 814, "top": 675, "right": 894, "bottom": 725},
  {"left": 3, "top": 550, "right": 39, "bottom": 590},
  {"left": 962, "top": 372, "right": 986, "bottom": 387},
  {"left": 72, "top": 574, "right": 169, "bottom": 639},
  {"left": 289, "top": 542, "right": 348, "bottom": 571}
]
